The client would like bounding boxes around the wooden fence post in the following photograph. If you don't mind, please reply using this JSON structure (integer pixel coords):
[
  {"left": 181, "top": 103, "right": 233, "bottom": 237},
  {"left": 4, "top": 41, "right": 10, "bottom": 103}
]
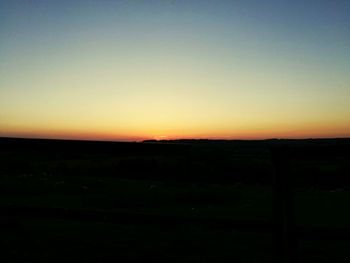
[{"left": 271, "top": 147, "right": 298, "bottom": 263}]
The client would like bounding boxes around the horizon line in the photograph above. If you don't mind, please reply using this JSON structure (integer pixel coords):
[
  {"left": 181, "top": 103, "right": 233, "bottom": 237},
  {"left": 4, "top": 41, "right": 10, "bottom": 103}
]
[{"left": 1, "top": 135, "right": 350, "bottom": 143}]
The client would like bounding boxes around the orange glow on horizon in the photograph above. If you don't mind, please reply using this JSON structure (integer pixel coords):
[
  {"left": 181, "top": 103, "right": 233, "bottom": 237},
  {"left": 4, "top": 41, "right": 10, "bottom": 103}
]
[
  {"left": 1, "top": 1, "right": 350, "bottom": 143},
  {"left": 1, "top": 120, "right": 349, "bottom": 142}
]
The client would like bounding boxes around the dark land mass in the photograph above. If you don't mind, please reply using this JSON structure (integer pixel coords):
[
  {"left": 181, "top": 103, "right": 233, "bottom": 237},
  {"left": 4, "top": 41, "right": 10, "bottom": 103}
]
[{"left": 1, "top": 137, "right": 350, "bottom": 262}]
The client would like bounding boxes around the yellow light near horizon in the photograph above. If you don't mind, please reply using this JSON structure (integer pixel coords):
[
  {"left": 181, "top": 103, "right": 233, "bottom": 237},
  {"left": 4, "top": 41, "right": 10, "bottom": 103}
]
[{"left": 1, "top": 1, "right": 350, "bottom": 141}]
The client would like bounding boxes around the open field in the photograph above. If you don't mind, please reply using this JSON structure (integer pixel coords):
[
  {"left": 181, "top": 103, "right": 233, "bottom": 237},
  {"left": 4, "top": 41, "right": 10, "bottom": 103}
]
[{"left": 1, "top": 137, "right": 350, "bottom": 262}]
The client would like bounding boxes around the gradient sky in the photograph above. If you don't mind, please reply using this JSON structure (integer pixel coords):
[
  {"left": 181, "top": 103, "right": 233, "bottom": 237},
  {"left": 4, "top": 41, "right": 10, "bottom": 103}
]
[{"left": 1, "top": 0, "right": 350, "bottom": 141}]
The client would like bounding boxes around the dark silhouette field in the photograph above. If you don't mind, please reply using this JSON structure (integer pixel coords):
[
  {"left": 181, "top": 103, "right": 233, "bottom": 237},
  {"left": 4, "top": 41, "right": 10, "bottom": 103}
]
[{"left": 1, "top": 137, "right": 350, "bottom": 262}]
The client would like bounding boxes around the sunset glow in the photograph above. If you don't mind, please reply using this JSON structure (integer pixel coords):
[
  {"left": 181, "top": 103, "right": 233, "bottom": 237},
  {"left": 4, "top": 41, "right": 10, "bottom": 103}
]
[{"left": 1, "top": 1, "right": 350, "bottom": 141}]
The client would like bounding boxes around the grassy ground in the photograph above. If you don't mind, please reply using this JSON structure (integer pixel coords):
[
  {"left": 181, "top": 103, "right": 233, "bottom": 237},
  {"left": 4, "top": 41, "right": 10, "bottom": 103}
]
[
  {"left": 2, "top": 173, "right": 350, "bottom": 226},
  {"left": 2, "top": 174, "right": 350, "bottom": 262},
  {"left": 1, "top": 138, "right": 350, "bottom": 262}
]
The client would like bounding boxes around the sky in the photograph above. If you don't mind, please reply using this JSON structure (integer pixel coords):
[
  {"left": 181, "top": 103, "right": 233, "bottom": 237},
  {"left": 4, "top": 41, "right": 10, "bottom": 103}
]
[{"left": 1, "top": 0, "right": 350, "bottom": 141}]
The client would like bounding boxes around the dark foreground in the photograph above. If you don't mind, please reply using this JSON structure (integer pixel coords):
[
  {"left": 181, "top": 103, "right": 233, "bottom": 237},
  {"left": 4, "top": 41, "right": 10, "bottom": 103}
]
[{"left": 1, "top": 137, "right": 350, "bottom": 262}]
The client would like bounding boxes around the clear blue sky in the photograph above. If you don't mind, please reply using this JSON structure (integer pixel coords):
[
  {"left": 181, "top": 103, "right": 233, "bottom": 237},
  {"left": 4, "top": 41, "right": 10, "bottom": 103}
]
[{"left": 1, "top": 0, "right": 350, "bottom": 140}]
